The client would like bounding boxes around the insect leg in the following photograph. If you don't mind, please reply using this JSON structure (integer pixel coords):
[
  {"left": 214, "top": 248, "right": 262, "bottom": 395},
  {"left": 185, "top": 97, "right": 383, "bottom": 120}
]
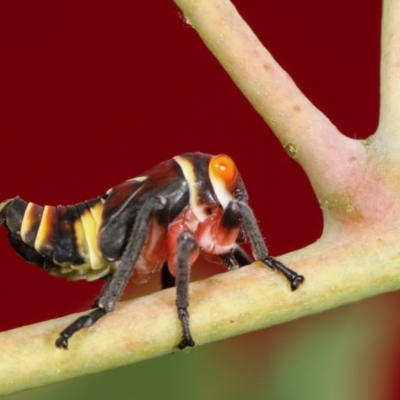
[
  {"left": 55, "top": 308, "right": 107, "bottom": 348},
  {"left": 55, "top": 196, "right": 168, "bottom": 349},
  {"left": 224, "top": 200, "right": 304, "bottom": 290},
  {"left": 219, "top": 251, "right": 240, "bottom": 270},
  {"left": 161, "top": 262, "right": 176, "bottom": 289},
  {"left": 233, "top": 246, "right": 253, "bottom": 266},
  {"left": 92, "top": 274, "right": 113, "bottom": 308},
  {"left": 176, "top": 231, "right": 198, "bottom": 349},
  {"left": 219, "top": 245, "right": 253, "bottom": 270}
]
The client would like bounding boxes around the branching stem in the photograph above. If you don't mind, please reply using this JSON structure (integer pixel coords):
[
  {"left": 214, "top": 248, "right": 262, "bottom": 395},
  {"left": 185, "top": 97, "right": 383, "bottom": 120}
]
[
  {"left": 1, "top": 0, "right": 400, "bottom": 395},
  {"left": 379, "top": 0, "right": 400, "bottom": 135}
]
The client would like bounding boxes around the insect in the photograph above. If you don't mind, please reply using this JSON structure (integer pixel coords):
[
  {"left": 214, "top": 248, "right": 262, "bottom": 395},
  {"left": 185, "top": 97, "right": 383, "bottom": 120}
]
[{"left": 0, "top": 152, "right": 304, "bottom": 349}]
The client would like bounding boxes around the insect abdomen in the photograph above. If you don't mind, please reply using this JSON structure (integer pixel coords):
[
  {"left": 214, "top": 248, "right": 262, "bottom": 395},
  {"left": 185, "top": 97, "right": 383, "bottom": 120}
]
[{"left": 0, "top": 196, "right": 112, "bottom": 280}]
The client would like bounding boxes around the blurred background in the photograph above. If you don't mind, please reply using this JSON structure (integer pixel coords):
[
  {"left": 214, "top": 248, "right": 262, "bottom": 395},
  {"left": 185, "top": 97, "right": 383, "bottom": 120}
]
[{"left": 1, "top": 0, "right": 399, "bottom": 398}]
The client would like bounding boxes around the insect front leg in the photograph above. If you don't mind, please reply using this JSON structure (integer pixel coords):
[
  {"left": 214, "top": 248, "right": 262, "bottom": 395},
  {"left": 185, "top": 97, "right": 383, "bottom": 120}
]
[
  {"left": 232, "top": 246, "right": 253, "bottom": 266},
  {"left": 219, "top": 246, "right": 253, "bottom": 270},
  {"left": 175, "top": 231, "right": 199, "bottom": 349},
  {"left": 222, "top": 200, "right": 304, "bottom": 290},
  {"left": 55, "top": 196, "right": 169, "bottom": 349}
]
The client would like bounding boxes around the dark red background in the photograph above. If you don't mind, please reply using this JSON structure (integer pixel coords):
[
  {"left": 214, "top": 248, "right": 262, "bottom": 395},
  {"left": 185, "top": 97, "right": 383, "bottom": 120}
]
[{"left": 1, "top": 0, "right": 393, "bottom": 396}]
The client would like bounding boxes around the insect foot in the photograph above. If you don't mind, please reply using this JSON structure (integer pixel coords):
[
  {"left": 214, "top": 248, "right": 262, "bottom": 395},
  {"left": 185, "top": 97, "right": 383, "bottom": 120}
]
[
  {"left": 177, "top": 308, "right": 195, "bottom": 349},
  {"left": 262, "top": 256, "right": 305, "bottom": 291},
  {"left": 55, "top": 308, "right": 107, "bottom": 349}
]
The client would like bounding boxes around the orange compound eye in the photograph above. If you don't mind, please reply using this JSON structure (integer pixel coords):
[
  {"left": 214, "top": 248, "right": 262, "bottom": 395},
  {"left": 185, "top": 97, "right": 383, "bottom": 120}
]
[{"left": 210, "top": 154, "right": 237, "bottom": 184}]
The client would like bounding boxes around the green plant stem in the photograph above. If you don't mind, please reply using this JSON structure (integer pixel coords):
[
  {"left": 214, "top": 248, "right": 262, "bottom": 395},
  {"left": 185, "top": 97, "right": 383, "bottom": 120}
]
[
  {"left": 1, "top": 231, "right": 400, "bottom": 395},
  {"left": 379, "top": 0, "right": 400, "bottom": 132},
  {"left": 2, "top": 0, "right": 400, "bottom": 395}
]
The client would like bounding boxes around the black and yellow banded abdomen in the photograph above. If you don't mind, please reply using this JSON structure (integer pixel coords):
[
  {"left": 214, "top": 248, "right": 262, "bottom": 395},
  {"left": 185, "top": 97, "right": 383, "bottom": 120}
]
[{"left": 0, "top": 197, "right": 115, "bottom": 280}]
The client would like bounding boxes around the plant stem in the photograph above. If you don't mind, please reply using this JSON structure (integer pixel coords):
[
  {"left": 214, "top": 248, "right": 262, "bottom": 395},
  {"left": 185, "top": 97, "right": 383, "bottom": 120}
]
[
  {"left": 379, "top": 0, "right": 400, "bottom": 135},
  {"left": 2, "top": 0, "right": 400, "bottom": 394},
  {"left": 174, "top": 0, "right": 369, "bottom": 208},
  {"left": 1, "top": 233, "right": 400, "bottom": 395}
]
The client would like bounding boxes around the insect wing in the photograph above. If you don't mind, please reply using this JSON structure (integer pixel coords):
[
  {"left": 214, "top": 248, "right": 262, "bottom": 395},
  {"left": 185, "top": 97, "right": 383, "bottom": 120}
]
[{"left": 98, "top": 159, "right": 187, "bottom": 261}]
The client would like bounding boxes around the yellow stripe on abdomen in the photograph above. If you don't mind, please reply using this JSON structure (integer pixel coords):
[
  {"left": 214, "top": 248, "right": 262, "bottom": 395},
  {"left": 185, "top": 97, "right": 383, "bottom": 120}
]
[
  {"left": 34, "top": 205, "right": 57, "bottom": 258},
  {"left": 21, "top": 202, "right": 44, "bottom": 247},
  {"left": 77, "top": 203, "right": 108, "bottom": 270}
]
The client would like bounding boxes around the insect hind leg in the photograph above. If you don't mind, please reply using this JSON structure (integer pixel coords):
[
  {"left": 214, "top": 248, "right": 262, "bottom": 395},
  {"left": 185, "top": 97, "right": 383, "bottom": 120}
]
[
  {"left": 55, "top": 308, "right": 106, "bottom": 349},
  {"left": 55, "top": 196, "right": 169, "bottom": 349}
]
